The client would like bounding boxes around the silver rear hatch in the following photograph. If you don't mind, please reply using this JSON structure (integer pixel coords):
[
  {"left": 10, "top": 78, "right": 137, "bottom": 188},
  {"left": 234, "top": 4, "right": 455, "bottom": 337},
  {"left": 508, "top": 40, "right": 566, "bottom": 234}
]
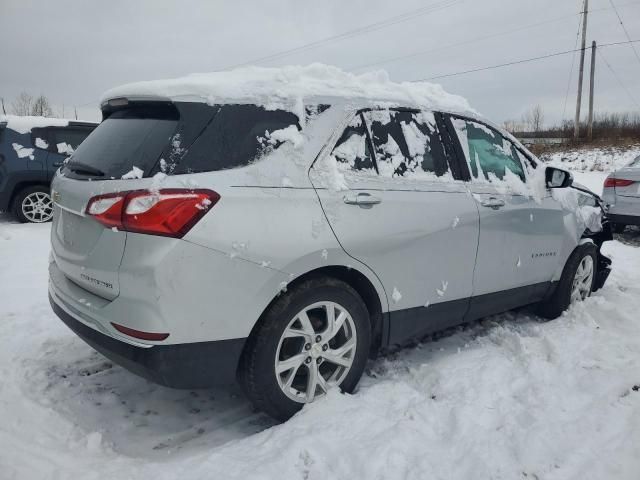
[{"left": 51, "top": 176, "right": 128, "bottom": 300}]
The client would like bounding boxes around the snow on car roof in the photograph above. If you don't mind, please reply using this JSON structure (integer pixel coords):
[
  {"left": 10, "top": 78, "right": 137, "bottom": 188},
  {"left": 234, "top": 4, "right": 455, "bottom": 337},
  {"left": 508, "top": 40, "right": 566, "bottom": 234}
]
[
  {"left": 100, "top": 64, "right": 475, "bottom": 116},
  {"left": 0, "top": 115, "right": 71, "bottom": 134}
]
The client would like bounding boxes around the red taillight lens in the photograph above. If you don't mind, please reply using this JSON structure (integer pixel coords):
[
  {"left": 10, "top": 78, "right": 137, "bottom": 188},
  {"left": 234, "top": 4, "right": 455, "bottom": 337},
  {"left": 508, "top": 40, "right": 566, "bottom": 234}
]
[
  {"left": 86, "top": 189, "right": 220, "bottom": 238},
  {"left": 604, "top": 178, "right": 634, "bottom": 188},
  {"left": 111, "top": 322, "right": 169, "bottom": 341}
]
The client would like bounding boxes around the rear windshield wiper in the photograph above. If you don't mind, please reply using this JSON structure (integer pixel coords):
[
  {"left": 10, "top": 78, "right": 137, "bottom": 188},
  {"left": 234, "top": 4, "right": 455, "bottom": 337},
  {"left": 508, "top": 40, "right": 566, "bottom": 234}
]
[{"left": 65, "top": 161, "right": 105, "bottom": 177}]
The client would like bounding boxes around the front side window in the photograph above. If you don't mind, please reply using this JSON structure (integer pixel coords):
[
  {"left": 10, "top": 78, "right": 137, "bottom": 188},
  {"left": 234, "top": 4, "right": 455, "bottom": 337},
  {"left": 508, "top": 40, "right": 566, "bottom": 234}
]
[
  {"left": 452, "top": 118, "right": 526, "bottom": 183},
  {"left": 362, "top": 109, "right": 448, "bottom": 179}
]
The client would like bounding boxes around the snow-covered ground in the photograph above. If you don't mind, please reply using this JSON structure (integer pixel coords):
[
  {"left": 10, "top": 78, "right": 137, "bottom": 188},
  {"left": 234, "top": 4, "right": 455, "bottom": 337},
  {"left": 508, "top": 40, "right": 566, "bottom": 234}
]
[
  {"left": 540, "top": 144, "right": 640, "bottom": 174},
  {"left": 1, "top": 171, "right": 640, "bottom": 479}
]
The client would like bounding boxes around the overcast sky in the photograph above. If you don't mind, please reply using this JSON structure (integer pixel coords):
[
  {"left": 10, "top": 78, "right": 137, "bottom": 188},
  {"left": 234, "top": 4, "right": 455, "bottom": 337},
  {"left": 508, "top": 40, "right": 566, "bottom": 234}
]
[{"left": 1, "top": 0, "right": 639, "bottom": 126}]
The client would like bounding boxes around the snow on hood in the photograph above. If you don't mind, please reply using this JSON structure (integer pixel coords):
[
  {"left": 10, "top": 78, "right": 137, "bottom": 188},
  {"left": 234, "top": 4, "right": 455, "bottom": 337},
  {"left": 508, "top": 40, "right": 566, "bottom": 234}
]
[
  {"left": 100, "top": 64, "right": 475, "bottom": 117},
  {"left": 0, "top": 115, "right": 70, "bottom": 134}
]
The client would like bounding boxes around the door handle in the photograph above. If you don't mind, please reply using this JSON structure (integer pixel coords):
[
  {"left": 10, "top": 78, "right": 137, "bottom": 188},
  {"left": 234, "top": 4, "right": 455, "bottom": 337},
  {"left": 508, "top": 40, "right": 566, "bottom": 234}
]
[
  {"left": 53, "top": 162, "right": 63, "bottom": 167},
  {"left": 343, "top": 192, "right": 382, "bottom": 208},
  {"left": 480, "top": 197, "right": 505, "bottom": 209}
]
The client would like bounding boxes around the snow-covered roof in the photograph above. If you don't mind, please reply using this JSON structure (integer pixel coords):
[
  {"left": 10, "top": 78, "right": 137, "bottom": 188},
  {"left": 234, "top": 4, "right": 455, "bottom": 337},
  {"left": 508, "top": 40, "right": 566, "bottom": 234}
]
[
  {"left": 100, "top": 64, "right": 475, "bottom": 116},
  {"left": 0, "top": 115, "right": 70, "bottom": 134}
]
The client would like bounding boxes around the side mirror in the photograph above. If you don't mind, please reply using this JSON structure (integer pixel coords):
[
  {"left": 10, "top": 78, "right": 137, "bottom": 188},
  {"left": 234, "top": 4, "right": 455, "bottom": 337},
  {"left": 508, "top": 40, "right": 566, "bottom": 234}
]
[{"left": 545, "top": 166, "right": 573, "bottom": 189}]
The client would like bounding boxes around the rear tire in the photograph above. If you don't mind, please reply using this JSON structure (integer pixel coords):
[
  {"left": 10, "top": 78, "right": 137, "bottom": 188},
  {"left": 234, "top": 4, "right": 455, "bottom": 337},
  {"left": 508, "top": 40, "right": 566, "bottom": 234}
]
[
  {"left": 537, "top": 243, "right": 597, "bottom": 320},
  {"left": 239, "top": 276, "right": 371, "bottom": 422},
  {"left": 12, "top": 185, "right": 53, "bottom": 223}
]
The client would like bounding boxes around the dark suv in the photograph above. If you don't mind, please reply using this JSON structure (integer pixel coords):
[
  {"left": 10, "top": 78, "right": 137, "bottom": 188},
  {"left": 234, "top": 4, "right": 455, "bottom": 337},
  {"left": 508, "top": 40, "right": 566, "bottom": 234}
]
[{"left": 0, "top": 116, "right": 96, "bottom": 223}]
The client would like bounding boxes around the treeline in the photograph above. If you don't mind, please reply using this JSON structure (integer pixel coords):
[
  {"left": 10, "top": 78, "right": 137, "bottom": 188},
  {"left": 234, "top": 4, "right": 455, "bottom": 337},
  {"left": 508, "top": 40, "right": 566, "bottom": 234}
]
[{"left": 504, "top": 107, "right": 640, "bottom": 141}]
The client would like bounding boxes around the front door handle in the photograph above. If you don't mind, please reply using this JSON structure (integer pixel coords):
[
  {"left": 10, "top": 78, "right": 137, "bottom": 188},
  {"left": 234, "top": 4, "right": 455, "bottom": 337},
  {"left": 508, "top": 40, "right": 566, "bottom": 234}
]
[
  {"left": 480, "top": 197, "right": 505, "bottom": 210},
  {"left": 343, "top": 192, "right": 382, "bottom": 208}
]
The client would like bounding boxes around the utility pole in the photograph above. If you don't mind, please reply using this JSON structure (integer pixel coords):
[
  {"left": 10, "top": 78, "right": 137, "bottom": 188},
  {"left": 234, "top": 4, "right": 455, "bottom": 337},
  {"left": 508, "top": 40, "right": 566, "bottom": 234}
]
[
  {"left": 74, "top": 107, "right": 78, "bottom": 120},
  {"left": 588, "top": 41, "right": 596, "bottom": 142},
  {"left": 574, "top": 0, "right": 589, "bottom": 140}
]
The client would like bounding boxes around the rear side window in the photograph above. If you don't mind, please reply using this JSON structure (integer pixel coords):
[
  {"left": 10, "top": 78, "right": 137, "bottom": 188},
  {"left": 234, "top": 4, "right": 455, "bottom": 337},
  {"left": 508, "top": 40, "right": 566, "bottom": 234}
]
[
  {"left": 330, "top": 114, "right": 375, "bottom": 172},
  {"left": 363, "top": 109, "right": 448, "bottom": 179},
  {"left": 452, "top": 118, "right": 526, "bottom": 182},
  {"left": 50, "top": 128, "right": 92, "bottom": 155},
  {"left": 171, "top": 104, "right": 300, "bottom": 175},
  {"left": 63, "top": 106, "right": 179, "bottom": 179}
]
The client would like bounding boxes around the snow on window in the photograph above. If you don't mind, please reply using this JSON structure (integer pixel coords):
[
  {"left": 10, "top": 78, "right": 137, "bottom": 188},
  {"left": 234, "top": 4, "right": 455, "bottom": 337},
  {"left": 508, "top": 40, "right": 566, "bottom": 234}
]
[
  {"left": 260, "top": 125, "right": 304, "bottom": 149},
  {"left": 35, "top": 137, "right": 48, "bottom": 149},
  {"left": 365, "top": 109, "right": 449, "bottom": 181},
  {"left": 121, "top": 166, "right": 144, "bottom": 179},
  {"left": 57, "top": 142, "right": 75, "bottom": 155},
  {"left": 12, "top": 143, "right": 34, "bottom": 160}
]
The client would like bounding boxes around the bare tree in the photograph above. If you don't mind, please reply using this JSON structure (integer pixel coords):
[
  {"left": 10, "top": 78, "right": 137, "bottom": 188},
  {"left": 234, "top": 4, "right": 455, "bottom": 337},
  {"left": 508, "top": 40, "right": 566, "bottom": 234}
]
[
  {"left": 11, "top": 92, "right": 33, "bottom": 116},
  {"left": 31, "top": 95, "right": 54, "bottom": 117},
  {"left": 530, "top": 105, "right": 544, "bottom": 133}
]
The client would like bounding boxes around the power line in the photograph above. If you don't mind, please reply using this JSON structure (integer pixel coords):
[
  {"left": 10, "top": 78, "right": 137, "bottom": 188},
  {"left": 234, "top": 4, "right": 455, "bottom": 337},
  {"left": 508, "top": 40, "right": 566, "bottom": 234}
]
[
  {"left": 607, "top": 0, "right": 640, "bottom": 67},
  {"left": 597, "top": 48, "right": 640, "bottom": 109},
  {"left": 347, "top": 13, "right": 578, "bottom": 72},
  {"left": 413, "top": 39, "right": 640, "bottom": 81},
  {"left": 561, "top": 0, "right": 585, "bottom": 120},
  {"left": 345, "top": 0, "right": 640, "bottom": 73},
  {"left": 214, "top": 0, "right": 463, "bottom": 71}
]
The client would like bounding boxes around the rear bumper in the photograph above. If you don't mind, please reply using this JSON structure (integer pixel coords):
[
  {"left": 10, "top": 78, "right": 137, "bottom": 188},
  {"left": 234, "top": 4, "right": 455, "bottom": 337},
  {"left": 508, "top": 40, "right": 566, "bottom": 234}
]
[
  {"left": 49, "top": 293, "right": 246, "bottom": 388},
  {"left": 607, "top": 213, "right": 640, "bottom": 226}
]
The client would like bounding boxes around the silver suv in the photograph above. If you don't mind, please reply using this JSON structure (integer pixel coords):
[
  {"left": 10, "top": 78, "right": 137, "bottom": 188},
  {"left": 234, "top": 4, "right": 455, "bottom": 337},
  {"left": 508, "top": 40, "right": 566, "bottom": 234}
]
[{"left": 48, "top": 74, "right": 612, "bottom": 420}]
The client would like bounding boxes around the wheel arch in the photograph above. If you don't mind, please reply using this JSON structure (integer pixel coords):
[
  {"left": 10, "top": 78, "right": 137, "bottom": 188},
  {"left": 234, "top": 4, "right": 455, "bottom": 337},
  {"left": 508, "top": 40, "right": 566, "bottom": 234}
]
[{"left": 243, "top": 265, "right": 387, "bottom": 367}]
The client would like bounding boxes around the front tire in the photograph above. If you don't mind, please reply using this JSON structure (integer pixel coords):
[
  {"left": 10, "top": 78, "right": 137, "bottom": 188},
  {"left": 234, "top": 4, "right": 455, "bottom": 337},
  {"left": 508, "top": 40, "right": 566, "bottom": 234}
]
[
  {"left": 12, "top": 185, "right": 53, "bottom": 223},
  {"left": 537, "top": 243, "right": 597, "bottom": 319},
  {"left": 239, "top": 277, "right": 371, "bottom": 421}
]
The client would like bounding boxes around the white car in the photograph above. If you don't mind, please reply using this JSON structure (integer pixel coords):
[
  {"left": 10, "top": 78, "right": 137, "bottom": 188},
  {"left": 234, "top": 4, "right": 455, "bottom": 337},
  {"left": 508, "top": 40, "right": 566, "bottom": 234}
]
[
  {"left": 48, "top": 66, "right": 612, "bottom": 420},
  {"left": 603, "top": 155, "right": 640, "bottom": 232}
]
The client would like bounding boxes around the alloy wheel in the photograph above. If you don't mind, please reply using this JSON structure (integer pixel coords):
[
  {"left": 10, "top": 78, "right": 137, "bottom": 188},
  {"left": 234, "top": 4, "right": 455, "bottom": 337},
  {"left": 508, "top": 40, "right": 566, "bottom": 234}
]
[
  {"left": 570, "top": 255, "right": 594, "bottom": 303},
  {"left": 275, "top": 301, "right": 357, "bottom": 403},
  {"left": 22, "top": 192, "right": 53, "bottom": 223}
]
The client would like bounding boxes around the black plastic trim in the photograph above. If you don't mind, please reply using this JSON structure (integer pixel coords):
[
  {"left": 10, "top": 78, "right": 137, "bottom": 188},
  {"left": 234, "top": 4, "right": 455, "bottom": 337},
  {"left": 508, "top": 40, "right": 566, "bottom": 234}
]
[
  {"left": 607, "top": 213, "right": 640, "bottom": 226},
  {"left": 49, "top": 294, "right": 246, "bottom": 388},
  {"left": 385, "top": 282, "right": 552, "bottom": 347}
]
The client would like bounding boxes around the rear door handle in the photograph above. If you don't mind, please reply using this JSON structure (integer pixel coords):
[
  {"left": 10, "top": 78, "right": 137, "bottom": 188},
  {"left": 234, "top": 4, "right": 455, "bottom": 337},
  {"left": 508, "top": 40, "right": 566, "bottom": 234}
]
[
  {"left": 480, "top": 197, "right": 505, "bottom": 209},
  {"left": 343, "top": 192, "right": 382, "bottom": 208},
  {"left": 53, "top": 162, "right": 63, "bottom": 167}
]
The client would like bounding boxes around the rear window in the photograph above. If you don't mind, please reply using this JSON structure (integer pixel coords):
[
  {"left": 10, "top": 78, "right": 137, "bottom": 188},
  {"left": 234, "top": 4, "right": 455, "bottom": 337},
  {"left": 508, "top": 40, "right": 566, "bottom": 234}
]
[
  {"left": 63, "top": 102, "right": 300, "bottom": 180},
  {"left": 63, "top": 106, "right": 179, "bottom": 179}
]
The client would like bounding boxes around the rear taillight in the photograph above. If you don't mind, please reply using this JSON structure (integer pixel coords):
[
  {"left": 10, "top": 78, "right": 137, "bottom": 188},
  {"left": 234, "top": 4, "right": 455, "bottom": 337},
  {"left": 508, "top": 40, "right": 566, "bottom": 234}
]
[
  {"left": 604, "top": 178, "right": 635, "bottom": 188},
  {"left": 86, "top": 189, "right": 219, "bottom": 238}
]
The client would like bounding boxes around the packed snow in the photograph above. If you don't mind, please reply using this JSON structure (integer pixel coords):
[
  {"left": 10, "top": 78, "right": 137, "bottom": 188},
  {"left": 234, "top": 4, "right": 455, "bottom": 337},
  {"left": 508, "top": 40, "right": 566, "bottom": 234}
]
[
  {"left": 100, "top": 64, "right": 474, "bottom": 119},
  {"left": 0, "top": 114, "right": 70, "bottom": 134},
  {"left": 1, "top": 170, "right": 640, "bottom": 479},
  {"left": 540, "top": 144, "right": 640, "bottom": 173}
]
